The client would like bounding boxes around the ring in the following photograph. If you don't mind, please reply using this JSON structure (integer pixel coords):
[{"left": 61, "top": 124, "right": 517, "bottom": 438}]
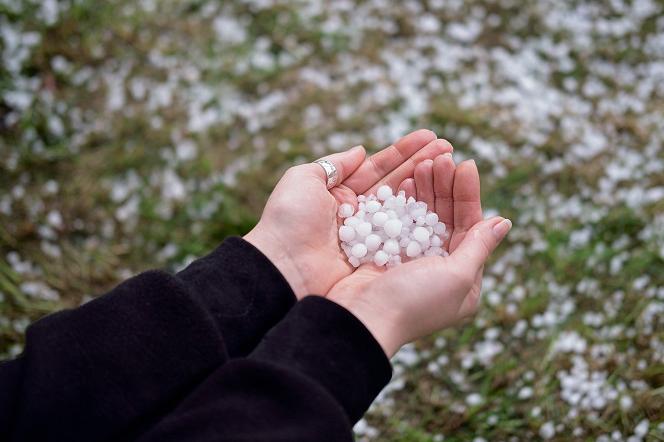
[{"left": 314, "top": 159, "right": 339, "bottom": 189}]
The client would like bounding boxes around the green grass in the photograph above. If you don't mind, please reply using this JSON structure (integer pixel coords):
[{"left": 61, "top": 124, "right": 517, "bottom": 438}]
[{"left": 1, "top": 0, "right": 663, "bottom": 440}]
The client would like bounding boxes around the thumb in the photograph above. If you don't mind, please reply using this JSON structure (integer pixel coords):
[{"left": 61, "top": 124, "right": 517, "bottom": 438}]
[
  {"left": 450, "top": 216, "right": 512, "bottom": 273},
  {"left": 294, "top": 145, "right": 366, "bottom": 188}
]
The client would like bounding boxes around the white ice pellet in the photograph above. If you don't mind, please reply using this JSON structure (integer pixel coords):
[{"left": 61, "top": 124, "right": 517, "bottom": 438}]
[
  {"left": 344, "top": 216, "right": 361, "bottom": 228},
  {"left": 338, "top": 187, "right": 447, "bottom": 267},
  {"left": 413, "top": 226, "right": 430, "bottom": 242},
  {"left": 377, "top": 185, "right": 393, "bottom": 201},
  {"left": 351, "top": 243, "right": 368, "bottom": 258},
  {"left": 424, "top": 248, "right": 437, "bottom": 257},
  {"left": 425, "top": 212, "right": 439, "bottom": 226},
  {"left": 430, "top": 246, "right": 444, "bottom": 256},
  {"left": 387, "top": 255, "right": 402, "bottom": 267},
  {"left": 372, "top": 211, "right": 389, "bottom": 226},
  {"left": 356, "top": 222, "right": 372, "bottom": 237},
  {"left": 339, "top": 225, "right": 356, "bottom": 242},
  {"left": 406, "top": 241, "right": 422, "bottom": 257},
  {"left": 338, "top": 203, "right": 354, "bottom": 218},
  {"left": 384, "top": 219, "right": 403, "bottom": 238},
  {"left": 373, "top": 250, "right": 389, "bottom": 266},
  {"left": 383, "top": 239, "right": 400, "bottom": 255},
  {"left": 365, "top": 234, "right": 382, "bottom": 251},
  {"left": 412, "top": 206, "right": 427, "bottom": 218},
  {"left": 365, "top": 200, "right": 382, "bottom": 213}
]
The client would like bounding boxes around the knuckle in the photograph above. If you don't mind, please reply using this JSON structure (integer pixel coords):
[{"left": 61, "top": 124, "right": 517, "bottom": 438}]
[{"left": 285, "top": 165, "right": 300, "bottom": 176}]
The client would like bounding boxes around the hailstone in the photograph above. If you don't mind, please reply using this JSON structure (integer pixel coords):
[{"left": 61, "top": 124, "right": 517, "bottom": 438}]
[
  {"left": 355, "top": 222, "right": 372, "bottom": 237},
  {"left": 365, "top": 234, "right": 381, "bottom": 251},
  {"left": 372, "top": 211, "right": 389, "bottom": 227},
  {"left": 338, "top": 203, "right": 355, "bottom": 218},
  {"left": 377, "top": 185, "right": 393, "bottom": 201},
  {"left": 351, "top": 243, "right": 368, "bottom": 258},
  {"left": 365, "top": 200, "right": 382, "bottom": 213},
  {"left": 384, "top": 219, "right": 403, "bottom": 238},
  {"left": 373, "top": 250, "right": 389, "bottom": 266},
  {"left": 338, "top": 186, "right": 447, "bottom": 267},
  {"left": 339, "top": 225, "right": 356, "bottom": 242}
]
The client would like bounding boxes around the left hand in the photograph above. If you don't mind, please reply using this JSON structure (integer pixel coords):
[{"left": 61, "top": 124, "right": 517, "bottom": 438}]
[
  {"left": 244, "top": 129, "right": 453, "bottom": 299},
  {"left": 326, "top": 157, "right": 508, "bottom": 356}
]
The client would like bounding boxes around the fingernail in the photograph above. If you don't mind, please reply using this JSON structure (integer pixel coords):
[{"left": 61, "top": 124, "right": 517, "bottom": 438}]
[
  {"left": 352, "top": 145, "right": 365, "bottom": 152},
  {"left": 443, "top": 152, "right": 452, "bottom": 158},
  {"left": 492, "top": 218, "right": 512, "bottom": 240}
]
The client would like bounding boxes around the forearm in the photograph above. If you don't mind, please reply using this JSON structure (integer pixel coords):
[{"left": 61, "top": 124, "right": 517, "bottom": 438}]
[
  {"left": 3, "top": 270, "right": 226, "bottom": 442},
  {"left": 1, "top": 237, "right": 297, "bottom": 441},
  {"left": 177, "top": 236, "right": 296, "bottom": 357},
  {"left": 137, "top": 296, "right": 393, "bottom": 441}
]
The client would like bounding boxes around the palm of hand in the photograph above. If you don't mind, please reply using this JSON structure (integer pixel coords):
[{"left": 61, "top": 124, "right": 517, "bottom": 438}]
[
  {"left": 328, "top": 156, "right": 486, "bottom": 333},
  {"left": 258, "top": 168, "right": 353, "bottom": 297},
  {"left": 247, "top": 129, "right": 453, "bottom": 298}
]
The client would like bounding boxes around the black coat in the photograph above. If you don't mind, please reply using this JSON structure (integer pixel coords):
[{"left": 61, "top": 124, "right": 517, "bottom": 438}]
[{"left": 0, "top": 238, "right": 392, "bottom": 441}]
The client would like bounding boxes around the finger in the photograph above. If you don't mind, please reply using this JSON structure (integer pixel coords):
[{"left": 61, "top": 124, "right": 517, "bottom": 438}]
[
  {"left": 398, "top": 178, "right": 417, "bottom": 199},
  {"left": 364, "top": 138, "right": 453, "bottom": 196},
  {"left": 343, "top": 129, "right": 436, "bottom": 194},
  {"left": 414, "top": 159, "right": 434, "bottom": 209},
  {"left": 450, "top": 159, "right": 482, "bottom": 252},
  {"left": 304, "top": 145, "right": 366, "bottom": 189},
  {"left": 433, "top": 153, "right": 456, "bottom": 249},
  {"left": 450, "top": 217, "right": 511, "bottom": 275},
  {"left": 330, "top": 185, "right": 360, "bottom": 211}
]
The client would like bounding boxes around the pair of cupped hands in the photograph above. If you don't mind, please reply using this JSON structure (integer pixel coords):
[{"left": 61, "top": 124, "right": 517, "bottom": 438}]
[{"left": 245, "top": 129, "right": 512, "bottom": 358}]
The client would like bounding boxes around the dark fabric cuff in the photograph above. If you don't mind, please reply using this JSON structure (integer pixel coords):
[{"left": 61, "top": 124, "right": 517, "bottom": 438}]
[
  {"left": 177, "top": 237, "right": 297, "bottom": 357},
  {"left": 250, "top": 296, "right": 392, "bottom": 423}
]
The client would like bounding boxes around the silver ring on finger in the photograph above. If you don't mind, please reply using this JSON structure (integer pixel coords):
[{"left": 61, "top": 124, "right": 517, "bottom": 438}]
[{"left": 314, "top": 159, "right": 339, "bottom": 189}]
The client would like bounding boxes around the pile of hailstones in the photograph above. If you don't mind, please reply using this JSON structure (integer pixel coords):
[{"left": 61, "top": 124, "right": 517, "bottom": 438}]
[{"left": 338, "top": 185, "right": 448, "bottom": 268}]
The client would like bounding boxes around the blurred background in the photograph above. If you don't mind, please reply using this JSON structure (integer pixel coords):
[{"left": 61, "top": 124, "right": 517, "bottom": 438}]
[{"left": 1, "top": 0, "right": 663, "bottom": 440}]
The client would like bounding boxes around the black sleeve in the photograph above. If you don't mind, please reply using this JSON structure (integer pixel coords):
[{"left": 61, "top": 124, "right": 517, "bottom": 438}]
[
  {"left": 0, "top": 237, "right": 296, "bottom": 442},
  {"left": 176, "top": 236, "right": 297, "bottom": 357},
  {"left": 138, "top": 296, "right": 392, "bottom": 442}
]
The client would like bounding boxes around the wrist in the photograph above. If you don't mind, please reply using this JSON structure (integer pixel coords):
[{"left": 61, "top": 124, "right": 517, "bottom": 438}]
[
  {"left": 244, "top": 223, "right": 310, "bottom": 299},
  {"left": 329, "top": 291, "right": 404, "bottom": 358}
]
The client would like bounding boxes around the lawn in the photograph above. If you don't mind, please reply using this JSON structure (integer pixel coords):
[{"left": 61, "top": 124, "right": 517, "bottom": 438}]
[{"left": 1, "top": 0, "right": 663, "bottom": 440}]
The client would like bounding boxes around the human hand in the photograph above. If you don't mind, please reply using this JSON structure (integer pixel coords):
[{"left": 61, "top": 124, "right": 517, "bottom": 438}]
[
  {"left": 327, "top": 158, "right": 512, "bottom": 357},
  {"left": 244, "top": 130, "right": 453, "bottom": 299}
]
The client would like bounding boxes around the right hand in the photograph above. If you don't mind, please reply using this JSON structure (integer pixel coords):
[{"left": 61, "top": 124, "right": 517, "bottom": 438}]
[{"left": 327, "top": 158, "right": 512, "bottom": 357}]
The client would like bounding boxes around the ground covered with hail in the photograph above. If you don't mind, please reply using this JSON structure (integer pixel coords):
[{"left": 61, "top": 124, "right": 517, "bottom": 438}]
[{"left": 1, "top": 0, "right": 663, "bottom": 440}]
